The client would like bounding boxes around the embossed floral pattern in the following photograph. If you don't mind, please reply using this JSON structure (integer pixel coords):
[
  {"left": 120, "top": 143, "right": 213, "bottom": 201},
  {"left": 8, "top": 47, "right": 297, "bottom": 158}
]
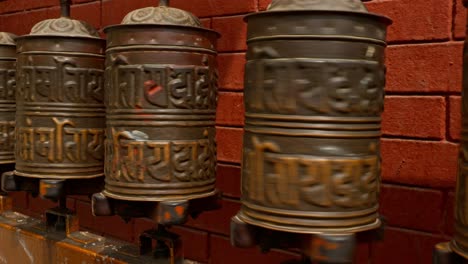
[
  {"left": 30, "top": 17, "right": 99, "bottom": 37},
  {"left": 0, "top": 33, "right": 16, "bottom": 45},
  {"left": 268, "top": 0, "right": 368, "bottom": 12},
  {"left": 122, "top": 6, "right": 202, "bottom": 27}
]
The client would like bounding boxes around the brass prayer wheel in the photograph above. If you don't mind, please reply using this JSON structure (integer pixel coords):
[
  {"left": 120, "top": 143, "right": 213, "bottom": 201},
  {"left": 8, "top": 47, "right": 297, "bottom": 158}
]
[
  {"left": 103, "top": 0, "right": 219, "bottom": 201},
  {"left": 14, "top": 1, "right": 106, "bottom": 179},
  {"left": 237, "top": 0, "right": 391, "bottom": 234},
  {"left": 451, "top": 0, "right": 468, "bottom": 258},
  {"left": 0, "top": 33, "right": 16, "bottom": 165}
]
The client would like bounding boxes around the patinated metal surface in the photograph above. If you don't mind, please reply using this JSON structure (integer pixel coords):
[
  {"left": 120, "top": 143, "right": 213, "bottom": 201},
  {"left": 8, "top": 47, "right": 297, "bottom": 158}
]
[
  {"left": 451, "top": 0, "right": 468, "bottom": 259},
  {"left": 0, "top": 209, "right": 190, "bottom": 264},
  {"left": 0, "top": 33, "right": 16, "bottom": 165},
  {"left": 14, "top": 1, "right": 106, "bottom": 179},
  {"left": 238, "top": 0, "right": 391, "bottom": 234},
  {"left": 103, "top": 0, "right": 219, "bottom": 202}
]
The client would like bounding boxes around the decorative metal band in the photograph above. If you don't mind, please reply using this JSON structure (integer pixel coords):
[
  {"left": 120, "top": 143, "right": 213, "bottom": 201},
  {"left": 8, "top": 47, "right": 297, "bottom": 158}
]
[
  {"left": 30, "top": 17, "right": 100, "bottom": 38},
  {"left": 267, "top": 0, "right": 368, "bottom": 13},
  {"left": 122, "top": 6, "right": 202, "bottom": 27}
]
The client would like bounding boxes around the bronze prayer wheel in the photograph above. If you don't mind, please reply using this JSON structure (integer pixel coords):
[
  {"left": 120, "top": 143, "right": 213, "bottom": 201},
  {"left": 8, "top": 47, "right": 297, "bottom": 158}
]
[
  {"left": 451, "top": 0, "right": 468, "bottom": 258},
  {"left": 14, "top": 1, "right": 106, "bottom": 179},
  {"left": 0, "top": 33, "right": 16, "bottom": 166},
  {"left": 237, "top": 0, "right": 391, "bottom": 234},
  {"left": 103, "top": 0, "right": 219, "bottom": 201}
]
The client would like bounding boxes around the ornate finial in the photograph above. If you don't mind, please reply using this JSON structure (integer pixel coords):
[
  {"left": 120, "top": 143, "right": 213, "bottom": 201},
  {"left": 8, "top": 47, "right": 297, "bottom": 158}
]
[
  {"left": 159, "top": 0, "right": 169, "bottom": 7},
  {"left": 60, "top": 0, "right": 71, "bottom": 18}
]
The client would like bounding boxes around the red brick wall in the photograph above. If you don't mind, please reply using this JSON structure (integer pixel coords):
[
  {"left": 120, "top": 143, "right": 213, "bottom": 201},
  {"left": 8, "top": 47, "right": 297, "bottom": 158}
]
[{"left": 0, "top": 0, "right": 464, "bottom": 263}]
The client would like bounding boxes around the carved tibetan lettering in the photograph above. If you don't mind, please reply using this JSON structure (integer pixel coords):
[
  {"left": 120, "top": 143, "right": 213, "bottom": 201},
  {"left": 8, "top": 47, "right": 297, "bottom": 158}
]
[
  {"left": 246, "top": 59, "right": 384, "bottom": 115},
  {"left": 18, "top": 56, "right": 104, "bottom": 103},
  {"left": 17, "top": 117, "right": 104, "bottom": 163},
  {"left": 0, "top": 121, "right": 15, "bottom": 151},
  {"left": 245, "top": 136, "right": 379, "bottom": 208},
  {"left": 0, "top": 69, "right": 15, "bottom": 100},
  {"left": 109, "top": 129, "right": 216, "bottom": 183},
  {"left": 111, "top": 64, "right": 216, "bottom": 109}
]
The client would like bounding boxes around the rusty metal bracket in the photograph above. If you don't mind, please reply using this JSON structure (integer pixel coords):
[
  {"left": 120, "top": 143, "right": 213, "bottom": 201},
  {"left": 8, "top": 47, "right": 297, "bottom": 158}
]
[
  {"left": 433, "top": 242, "right": 467, "bottom": 264},
  {"left": 92, "top": 190, "right": 222, "bottom": 225},
  {"left": 1, "top": 172, "right": 104, "bottom": 202},
  {"left": 139, "top": 226, "right": 184, "bottom": 264},
  {"left": 231, "top": 215, "right": 386, "bottom": 264}
]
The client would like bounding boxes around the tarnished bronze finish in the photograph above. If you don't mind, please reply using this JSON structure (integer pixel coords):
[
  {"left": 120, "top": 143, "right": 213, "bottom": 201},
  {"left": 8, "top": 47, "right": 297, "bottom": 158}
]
[
  {"left": 14, "top": 1, "right": 106, "bottom": 180},
  {"left": 231, "top": 216, "right": 384, "bottom": 264},
  {"left": 435, "top": 0, "right": 468, "bottom": 262},
  {"left": 236, "top": 0, "right": 391, "bottom": 235},
  {"left": 92, "top": 189, "right": 222, "bottom": 224},
  {"left": 0, "top": 33, "right": 17, "bottom": 165},
  {"left": 102, "top": 0, "right": 219, "bottom": 202}
]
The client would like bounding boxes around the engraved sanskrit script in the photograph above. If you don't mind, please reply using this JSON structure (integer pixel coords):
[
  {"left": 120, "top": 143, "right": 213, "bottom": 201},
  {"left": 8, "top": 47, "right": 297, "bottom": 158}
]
[
  {"left": 107, "top": 64, "right": 217, "bottom": 110},
  {"left": 106, "top": 129, "right": 216, "bottom": 183},
  {"left": 0, "top": 121, "right": 14, "bottom": 151},
  {"left": 17, "top": 118, "right": 104, "bottom": 163},
  {"left": 0, "top": 68, "right": 16, "bottom": 101},
  {"left": 17, "top": 57, "right": 104, "bottom": 103},
  {"left": 244, "top": 137, "right": 379, "bottom": 209},
  {"left": 245, "top": 58, "right": 384, "bottom": 115}
]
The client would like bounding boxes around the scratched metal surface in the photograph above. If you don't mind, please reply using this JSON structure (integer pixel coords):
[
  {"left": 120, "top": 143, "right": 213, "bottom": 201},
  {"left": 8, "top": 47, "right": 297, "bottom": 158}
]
[{"left": 0, "top": 211, "right": 189, "bottom": 264}]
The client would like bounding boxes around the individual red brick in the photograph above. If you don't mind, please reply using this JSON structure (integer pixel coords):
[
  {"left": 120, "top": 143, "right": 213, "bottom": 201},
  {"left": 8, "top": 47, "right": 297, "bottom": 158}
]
[
  {"left": 171, "top": 226, "right": 209, "bottom": 262},
  {"left": 101, "top": 0, "right": 155, "bottom": 28},
  {"left": 379, "top": 184, "right": 444, "bottom": 232},
  {"left": 216, "top": 92, "right": 244, "bottom": 126},
  {"left": 443, "top": 192, "right": 456, "bottom": 237},
  {"left": 218, "top": 53, "right": 246, "bottom": 91},
  {"left": 200, "top": 18, "right": 211, "bottom": 29},
  {"left": 24, "top": 0, "right": 57, "bottom": 10},
  {"left": 28, "top": 195, "right": 57, "bottom": 218},
  {"left": 133, "top": 218, "right": 156, "bottom": 241},
  {"left": 216, "top": 127, "right": 243, "bottom": 163},
  {"left": 0, "top": 1, "right": 24, "bottom": 14},
  {"left": 382, "top": 96, "right": 446, "bottom": 139},
  {"left": 366, "top": 0, "right": 451, "bottom": 42},
  {"left": 381, "top": 139, "right": 459, "bottom": 188},
  {"left": 259, "top": 0, "right": 270, "bottom": 11},
  {"left": 186, "top": 198, "right": 240, "bottom": 236},
  {"left": 95, "top": 216, "right": 135, "bottom": 242},
  {"left": 212, "top": 15, "right": 247, "bottom": 52},
  {"left": 386, "top": 43, "right": 463, "bottom": 93},
  {"left": 371, "top": 227, "right": 445, "bottom": 264},
  {"left": 216, "top": 164, "right": 241, "bottom": 198},
  {"left": 0, "top": 8, "right": 50, "bottom": 35},
  {"left": 210, "top": 235, "right": 300, "bottom": 264},
  {"left": 75, "top": 200, "right": 95, "bottom": 229},
  {"left": 71, "top": 1, "right": 101, "bottom": 30},
  {"left": 354, "top": 242, "right": 371, "bottom": 264},
  {"left": 10, "top": 192, "right": 28, "bottom": 210},
  {"left": 449, "top": 96, "right": 461, "bottom": 141},
  {"left": 171, "top": 0, "right": 257, "bottom": 18},
  {"left": 72, "top": 0, "right": 96, "bottom": 3},
  {"left": 454, "top": 0, "right": 466, "bottom": 39}
]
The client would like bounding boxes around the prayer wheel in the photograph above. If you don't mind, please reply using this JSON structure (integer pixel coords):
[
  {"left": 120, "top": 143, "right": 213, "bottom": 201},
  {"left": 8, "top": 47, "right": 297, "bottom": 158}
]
[
  {"left": 237, "top": 0, "right": 391, "bottom": 234},
  {"left": 102, "top": 0, "right": 219, "bottom": 201},
  {"left": 0, "top": 32, "right": 16, "bottom": 166},
  {"left": 14, "top": 1, "right": 106, "bottom": 179}
]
